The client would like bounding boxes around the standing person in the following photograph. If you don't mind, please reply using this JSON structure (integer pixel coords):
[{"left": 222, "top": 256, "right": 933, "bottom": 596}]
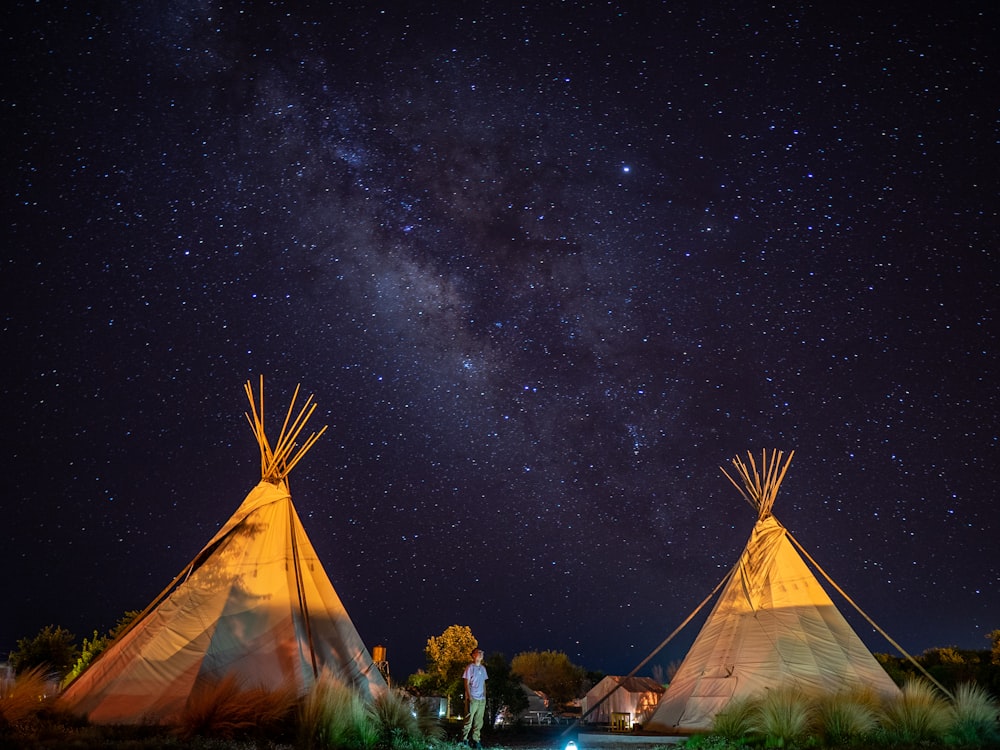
[{"left": 461, "top": 648, "right": 488, "bottom": 748}]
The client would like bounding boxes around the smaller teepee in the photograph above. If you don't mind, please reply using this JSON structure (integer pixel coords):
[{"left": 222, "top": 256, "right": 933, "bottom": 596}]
[
  {"left": 644, "top": 450, "right": 900, "bottom": 732},
  {"left": 60, "top": 379, "right": 386, "bottom": 724},
  {"left": 581, "top": 676, "right": 665, "bottom": 726}
]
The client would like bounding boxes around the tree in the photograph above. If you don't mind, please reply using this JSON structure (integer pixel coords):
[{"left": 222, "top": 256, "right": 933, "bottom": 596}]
[
  {"left": 405, "top": 669, "right": 438, "bottom": 697},
  {"left": 990, "top": 630, "right": 1000, "bottom": 666},
  {"left": 9, "top": 625, "right": 79, "bottom": 680},
  {"left": 484, "top": 652, "right": 528, "bottom": 727},
  {"left": 108, "top": 610, "right": 142, "bottom": 639},
  {"left": 62, "top": 609, "right": 142, "bottom": 687},
  {"left": 874, "top": 652, "right": 908, "bottom": 686},
  {"left": 425, "top": 624, "right": 478, "bottom": 685},
  {"left": 510, "top": 650, "right": 585, "bottom": 710},
  {"left": 62, "top": 630, "right": 106, "bottom": 687},
  {"left": 417, "top": 624, "right": 479, "bottom": 714}
]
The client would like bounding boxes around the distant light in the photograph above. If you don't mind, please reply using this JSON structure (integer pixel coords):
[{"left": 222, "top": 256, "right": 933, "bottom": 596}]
[
  {"left": 565, "top": 742, "right": 578, "bottom": 750},
  {"left": 622, "top": 165, "right": 631, "bottom": 173}
]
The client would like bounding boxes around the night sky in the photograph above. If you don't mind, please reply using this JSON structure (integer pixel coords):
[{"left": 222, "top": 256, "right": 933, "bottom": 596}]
[{"left": 4, "top": 2, "right": 998, "bottom": 682}]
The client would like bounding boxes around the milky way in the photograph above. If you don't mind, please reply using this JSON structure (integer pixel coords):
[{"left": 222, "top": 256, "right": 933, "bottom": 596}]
[{"left": 4, "top": 3, "right": 998, "bottom": 678}]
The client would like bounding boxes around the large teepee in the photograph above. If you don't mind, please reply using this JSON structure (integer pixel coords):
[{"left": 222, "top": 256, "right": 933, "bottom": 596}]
[
  {"left": 60, "top": 379, "right": 386, "bottom": 724},
  {"left": 644, "top": 450, "right": 900, "bottom": 733}
]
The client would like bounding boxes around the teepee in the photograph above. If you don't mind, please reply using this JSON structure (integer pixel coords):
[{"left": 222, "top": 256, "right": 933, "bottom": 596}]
[
  {"left": 60, "top": 379, "right": 386, "bottom": 724},
  {"left": 644, "top": 450, "right": 900, "bottom": 733}
]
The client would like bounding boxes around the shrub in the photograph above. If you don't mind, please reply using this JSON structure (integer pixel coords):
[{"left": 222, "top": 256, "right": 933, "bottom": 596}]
[
  {"left": 411, "top": 696, "right": 445, "bottom": 742},
  {"left": 299, "top": 671, "right": 378, "bottom": 750},
  {"left": 878, "top": 678, "right": 951, "bottom": 744},
  {"left": 946, "top": 682, "right": 1000, "bottom": 746},
  {"left": 0, "top": 666, "right": 52, "bottom": 729},
  {"left": 712, "top": 696, "right": 758, "bottom": 740},
  {"left": 371, "top": 691, "right": 447, "bottom": 750},
  {"left": 61, "top": 630, "right": 110, "bottom": 688},
  {"left": 8, "top": 625, "right": 79, "bottom": 681},
  {"left": 372, "top": 689, "right": 420, "bottom": 748},
  {"left": 174, "top": 673, "right": 296, "bottom": 740},
  {"left": 683, "top": 734, "right": 751, "bottom": 750},
  {"left": 814, "top": 689, "right": 879, "bottom": 745},
  {"left": 750, "top": 687, "right": 814, "bottom": 747}
]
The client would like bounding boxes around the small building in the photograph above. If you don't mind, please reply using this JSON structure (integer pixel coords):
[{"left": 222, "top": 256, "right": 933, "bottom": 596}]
[
  {"left": 407, "top": 693, "right": 448, "bottom": 720},
  {"left": 580, "top": 676, "right": 665, "bottom": 727},
  {"left": 496, "top": 683, "right": 549, "bottom": 726}
]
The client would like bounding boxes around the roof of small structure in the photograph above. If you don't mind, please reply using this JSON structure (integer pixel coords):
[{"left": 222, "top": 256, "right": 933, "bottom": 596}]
[{"left": 589, "top": 675, "right": 665, "bottom": 694}]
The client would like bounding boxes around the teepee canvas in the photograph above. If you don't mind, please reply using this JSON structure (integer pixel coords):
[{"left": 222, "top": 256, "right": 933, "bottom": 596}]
[
  {"left": 60, "top": 380, "right": 386, "bottom": 724},
  {"left": 581, "top": 675, "right": 665, "bottom": 726},
  {"left": 644, "top": 450, "right": 900, "bottom": 733}
]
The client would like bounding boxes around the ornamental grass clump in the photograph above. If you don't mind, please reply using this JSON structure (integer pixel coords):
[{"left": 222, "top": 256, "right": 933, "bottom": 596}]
[
  {"left": 412, "top": 696, "right": 445, "bottom": 742},
  {"left": 814, "top": 689, "right": 879, "bottom": 745},
  {"left": 371, "top": 690, "right": 447, "bottom": 750},
  {"left": 945, "top": 682, "right": 1000, "bottom": 747},
  {"left": 371, "top": 689, "right": 416, "bottom": 734},
  {"left": 174, "top": 673, "right": 297, "bottom": 740},
  {"left": 299, "top": 671, "right": 378, "bottom": 750},
  {"left": 373, "top": 690, "right": 445, "bottom": 747},
  {"left": 0, "top": 667, "right": 51, "bottom": 729},
  {"left": 878, "top": 678, "right": 951, "bottom": 745},
  {"left": 750, "top": 687, "right": 815, "bottom": 748},
  {"left": 711, "top": 696, "right": 758, "bottom": 740}
]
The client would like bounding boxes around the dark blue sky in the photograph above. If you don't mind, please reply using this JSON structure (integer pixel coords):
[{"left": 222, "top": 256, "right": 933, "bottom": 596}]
[{"left": 4, "top": 2, "right": 997, "bottom": 680}]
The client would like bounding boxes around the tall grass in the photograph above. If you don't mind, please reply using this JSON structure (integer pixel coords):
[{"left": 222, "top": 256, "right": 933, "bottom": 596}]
[
  {"left": 750, "top": 687, "right": 814, "bottom": 747},
  {"left": 946, "top": 682, "right": 1000, "bottom": 746},
  {"left": 410, "top": 695, "right": 446, "bottom": 742},
  {"left": 299, "top": 671, "right": 378, "bottom": 750},
  {"left": 712, "top": 696, "right": 757, "bottom": 740},
  {"left": 174, "top": 673, "right": 297, "bottom": 740},
  {"left": 371, "top": 689, "right": 449, "bottom": 750},
  {"left": 877, "top": 678, "right": 952, "bottom": 745},
  {"left": 0, "top": 666, "right": 51, "bottom": 728},
  {"left": 705, "top": 680, "right": 999, "bottom": 748},
  {"left": 372, "top": 689, "right": 419, "bottom": 749},
  {"left": 815, "top": 689, "right": 879, "bottom": 745}
]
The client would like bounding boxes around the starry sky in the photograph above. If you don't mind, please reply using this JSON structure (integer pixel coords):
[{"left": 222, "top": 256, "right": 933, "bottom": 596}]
[{"left": 3, "top": 2, "right": 998, "bottom": 681}]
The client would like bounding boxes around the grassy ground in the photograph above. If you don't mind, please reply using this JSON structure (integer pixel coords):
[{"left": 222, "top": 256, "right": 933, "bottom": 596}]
[
  {"left": 0, "top": 724, "right": 647, "bottom": 750},
  {"left": 0, "top": 723, "right": 558, "bottom": 750},
  {"left": 3, "top": 724, "right": 996, "bottom": 750}
]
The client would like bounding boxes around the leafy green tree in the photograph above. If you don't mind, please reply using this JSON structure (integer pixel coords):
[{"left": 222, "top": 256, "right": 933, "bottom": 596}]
[
  {"left": 412, "top": 624, "right": 478, "bottom": 714},
  {"left": 62, "top": 609, "right": 143, "bottom": 686},
  {"left": 510, "top": 650, "right": 585, "bottom": 709},
  {"left": 484, "top": 652, "right": 528, "bottom": 727},
  {"left": 920, "top": 647, "right": 988, "bottom": 689},
  {"left": 405, "top": 669, "right": 438, "bottom": 696},
  {"left": 874, "top": 652, "right": 909, "bottom": 686},
  {"left": 62, "top": 630, "right": 107, "bottom": 686},
  {"left": 9, "top": 624, "right": 79, "bottom": 679},
  {"left": 109, "top": 610, "right": 142, "bottom": 639},
  {"left": 425, "top": 624, "right": 478, "bottom": 685}
]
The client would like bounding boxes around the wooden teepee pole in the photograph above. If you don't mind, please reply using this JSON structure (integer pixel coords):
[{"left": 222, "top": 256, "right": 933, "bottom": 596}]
[
  {"left": 244, "top": 378, "right": 327, "bottom": 482},
  {"left": 721, "top": 449, "right": 794, "bottom": 518}
]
